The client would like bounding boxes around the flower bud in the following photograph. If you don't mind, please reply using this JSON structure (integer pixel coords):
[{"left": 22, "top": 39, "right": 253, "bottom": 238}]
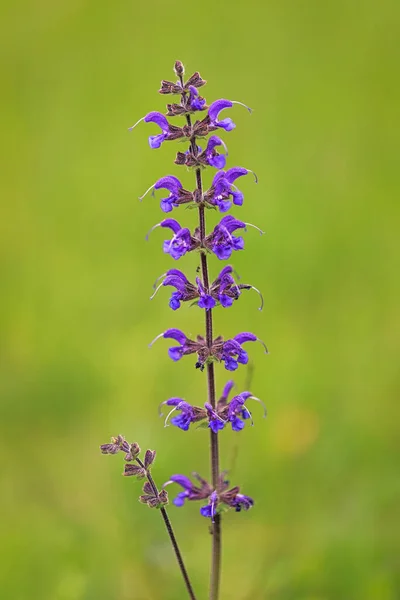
[
  {"left": 144, "top": 449, "right": 157, "bottom": 469},
  {"left": 174, "top": 60, "right": 184, "bottom": 78}
]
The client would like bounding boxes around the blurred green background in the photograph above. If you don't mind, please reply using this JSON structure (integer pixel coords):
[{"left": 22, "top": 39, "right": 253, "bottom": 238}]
[{"left": 1, "top": 0, "right": 399, "bottom": 598}]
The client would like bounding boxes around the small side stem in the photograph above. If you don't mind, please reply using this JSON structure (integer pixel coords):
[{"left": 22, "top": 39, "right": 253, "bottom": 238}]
[{"left": 136, "top": 458, "right": 197, "bottom": 600}]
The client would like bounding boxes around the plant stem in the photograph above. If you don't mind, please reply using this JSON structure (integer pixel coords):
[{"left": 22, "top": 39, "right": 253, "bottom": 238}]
[
  {"left": 136, "top": 457, "right": 197, "bottom": 600},
  {"left": 180, "top": 71, "right": 222, "bottom": 599},
  {"left": 199, "top": 204, "right": 222, "bottom": 600}
]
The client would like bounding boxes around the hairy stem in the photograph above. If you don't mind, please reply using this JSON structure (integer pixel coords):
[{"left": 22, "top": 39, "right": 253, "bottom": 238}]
[
  {"left": 180, "top": 71, "right": 221, "bottom": 599},
  {"left": 136, "top": 457, "right": 197, "bottom": 600},
  {"left": 199, "top": 203, "right": 222, "bottom": 600}
]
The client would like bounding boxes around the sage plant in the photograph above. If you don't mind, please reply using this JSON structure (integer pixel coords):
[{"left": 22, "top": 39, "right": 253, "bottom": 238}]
[{"left": 100, "top": 61, "right": 267, "bottom": 600}]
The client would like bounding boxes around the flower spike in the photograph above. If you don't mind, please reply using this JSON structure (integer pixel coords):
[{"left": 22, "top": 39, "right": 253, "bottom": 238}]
[{"left": 109, "top": 63, "right": 269, "bottom": 592}]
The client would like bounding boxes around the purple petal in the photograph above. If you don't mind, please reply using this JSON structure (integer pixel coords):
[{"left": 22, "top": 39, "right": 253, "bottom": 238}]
[
  {"left": 209, "top": 154, "right": 226, "bottom": 169},
  {"left": 163, "top": 328, "right": 187, "bottom": 343},
  {"left": 224, "top": 167, "right": 249, "bottom": 184},
  {"left": 214, "top": 245, "right": 233, "bottom": 260},
  {"left": 208, "top": 99, "right": 233, "bottom": 123},
  {"left": 169, "top": 475, "right": 194, "bottom": 491},
  {"left": 219, "top": 215, "right": 246, "bottom": 232},
  {"left": 209, "top": 419, "right": 225, "bottom": 433},
  {"left": 200, "top": 504, "right": 214, "bottom": 518},
  {"left": 149, "top": 133, "right": 167, "bottom": 149},
  {"left": 173, "top": 491, "right": 189, "bottom": 507},
  {"left": 160, "top": 198, "right": 174, "bottom": 212},
  {"left": 218, "top": 265, "right": 234, "bottom": 279},
  {"left": 219, "top": 294, "right": 234, "bottom": 307},
  {"left": 171, "top": 414, "right": 192, "bottom": 430},
  {"left": 169, "top": 293, "right": 182, "bottom": 310},
  {"left": 154, "top": 175, "right": 182, "bottom": 194},
  {"left": 168, "top": 347, "right": 184, "bottom": 361},
  {"left": 163, "top": 275, "right": 187, "bottom": 291},
  {"left": 160, "top": 219, "right": 182, "bottom": 234},
  {"left": 237, "top": 351, "right": 249, "bottom": 365},
  {"left": 144, "top": 111, "right": 169, "bottom": 132},
  {"left": 198, "top": 294, "right": 216, "bottom": 310},
  {"left": 232, "top": 236, "right": 245, "bottom": 250},
  {"left": 231, "top": 416, "right": 245, "bottom": 431},
  {"left": 232, "top": 190, "right": 244, "bottom": 206},
  {"left": 216, "top": 198, "right": 232, "bottom": 213},
  {"left": 165, "top": 397, "right": 185, "bottom": 406},
  {"left": 165, "top": 269, "right": 188, "bottom": 280},
  {"left": 212, "top": 171, "right": 226, "bottom": 186},
  {"left": 232, "top": 493, "right": 254, "bottom": 511},
  {"left": 219, "top": 118, "right": 235, "bottom": 131},
  {"left": 234, "top": 332, "right": 257, "bottom": 345},
  {"left": 224, "top": 358, "right": 239, "bottom": 371},
  {"left": 221, "top": 380, "right": 235, "bottom": 401},
  {"left": 206, "top": 135, "right": 223, "bottom": 152}
]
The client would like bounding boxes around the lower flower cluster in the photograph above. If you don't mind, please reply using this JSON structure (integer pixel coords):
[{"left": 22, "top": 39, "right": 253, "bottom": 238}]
[{"left": 164, "top": 472, "right": 254, "bottom": 520}]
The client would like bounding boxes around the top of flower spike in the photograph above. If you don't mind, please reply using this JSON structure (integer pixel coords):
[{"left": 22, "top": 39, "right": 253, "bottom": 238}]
[{"left": 159, "top": 61, "right": 207, "bottom": 95}]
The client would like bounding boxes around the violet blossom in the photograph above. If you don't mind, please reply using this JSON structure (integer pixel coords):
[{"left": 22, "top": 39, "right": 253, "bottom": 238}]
[
  {"left": 128, "top": 111, "right": 184, "bottom": 149},
  {"left": 140, "top": 176, "right": 194, "bottom": 213},
  {"left": 204, "top": 167, "right": 257, "bottom": 212},
  {"left": 208, "top": 99, "right": 252, "bottom": 131}
]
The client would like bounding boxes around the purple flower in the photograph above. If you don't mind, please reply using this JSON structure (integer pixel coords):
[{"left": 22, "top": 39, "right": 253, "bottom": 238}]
[
  {"left": 205, "top": 403, "right": 226, "bottom": 433},
  {"left": 196, "top": 277, "right": 216, "bottom": 310},
  {"left": 227, "top": 392, "right": 253, "bottom": 431},
  {"left": 165, "top": 473, "right": 211, "bottom": 508},
  {"left": 144, "top": 112, "right": 171, "bottom": 149},
  {"left": 164, "top": 472, "right": 254, "bottom": 519},
  {"left": 149, "top": 328, "right": 207, "bottom": 366},
  {"left": 205, "top": 215, "right": 246, "bottom": 259},
  {"left": 210, "top": 265, "right": 239, "bottom": 307},
  {"left": 155, "top": 176, "right": 182, "bottom": 212},
  {"left": 204, "top": 216, "right": 264, "bottom": 260},
  {"left": 203, "top": 136, "right": 228, "bottom": 169},
  {"left": 146, "top": 219, "right": 199, "bottom": 260},
  {"left": 151, "top": 269, "right": 198, "bottom": 310},
  {"left": 220, "top": 332, "right": 268, "bottom": 371},
  {"left": 128, "top": 111, "right": 184, "bottom": 149},
  {"left": 161, "top": 220, "right": 194, "bottom": 260},
  {"left": 160, "top": 397, "right": 207, "bottom": 431},
  {"left": 206, "top": 167, "right": 257, "bottom": 212},
  {"left": 200, "top": 491, "right": 218, "bottom": 518},
  {"left": 139, "top": 176, "right": 194, "bottom": 213},
  {"left": 162, "top": 399, "right": 196, "bottom": 431},
  {"left": 208, "top": 99, "right": 252, "bottom": 131},
  {"left": 231, "top": 493, "right": 254, "bottom": 512},
  {"left": 216, "top": 382, "right": 267, "bottom": 431},
  {"left": 188, "top": 85, "right": 206, "bottom": 111}
]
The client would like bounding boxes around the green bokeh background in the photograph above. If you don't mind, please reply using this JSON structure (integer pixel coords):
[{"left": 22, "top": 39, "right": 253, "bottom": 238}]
[{"left": 1, "top": 0, "right": 399, "bottom": 598}]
